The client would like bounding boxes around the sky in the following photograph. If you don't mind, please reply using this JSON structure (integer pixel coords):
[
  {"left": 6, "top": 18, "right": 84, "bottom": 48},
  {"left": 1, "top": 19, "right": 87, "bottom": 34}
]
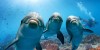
[{"left": 0, "top": 0, "right": 100, "bottom": 38}]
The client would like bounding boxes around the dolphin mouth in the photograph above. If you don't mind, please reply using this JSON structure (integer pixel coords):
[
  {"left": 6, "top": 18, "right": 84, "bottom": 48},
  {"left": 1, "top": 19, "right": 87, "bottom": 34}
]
[
  {"left": 70, "top": 20, "right": 79, "bottom": 25},
  {"left": 70, "top": 19, "right": 77, "bottom": 23},
  {"left": 28, "top": 19, "right": 38, "bottom": 28},
  {"left": 52, "top": 17, "right": 61, "bottom": 22}
]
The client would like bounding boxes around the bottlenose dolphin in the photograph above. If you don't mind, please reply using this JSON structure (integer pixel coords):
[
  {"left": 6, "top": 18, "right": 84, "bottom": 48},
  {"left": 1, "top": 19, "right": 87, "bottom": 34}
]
[
  {"left": 43, "top": 12, "right": 64, "bottom": 44},
  {"left": 66, "top": 15, "right": 93, "bottom": 50},
  {"left": 5, "top": 12, "right": 45, "bottom": 50}
]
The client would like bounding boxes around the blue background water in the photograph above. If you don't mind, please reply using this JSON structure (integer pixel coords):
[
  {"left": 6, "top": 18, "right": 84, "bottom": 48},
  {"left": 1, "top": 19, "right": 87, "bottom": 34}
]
[{"left": 0, "top": 0, "right": 100, "bottom": 49}]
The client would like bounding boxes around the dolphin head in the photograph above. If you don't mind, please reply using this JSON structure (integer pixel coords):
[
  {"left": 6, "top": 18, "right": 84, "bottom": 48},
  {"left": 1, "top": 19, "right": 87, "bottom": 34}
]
[
  {"left": 50, "top": 12, "right": 63, "bottom": 23},
  {"left": 21, "top": 12, "right": 44, "bottom": 29},
  {"left": 67, "top": 15, "right": 80, "bottom": 25}
]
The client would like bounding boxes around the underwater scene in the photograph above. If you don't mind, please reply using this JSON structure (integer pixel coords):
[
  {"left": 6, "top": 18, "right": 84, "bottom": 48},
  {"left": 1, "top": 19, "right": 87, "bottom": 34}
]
[{"left": 0, "top": 0, "right": 100, "bottom": 50}]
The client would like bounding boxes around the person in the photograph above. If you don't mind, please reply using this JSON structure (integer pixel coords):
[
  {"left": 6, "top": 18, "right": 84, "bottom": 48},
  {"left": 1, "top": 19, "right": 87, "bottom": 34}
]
[{"left": 80, "top": 18, "right": 97, "bottom": 28}]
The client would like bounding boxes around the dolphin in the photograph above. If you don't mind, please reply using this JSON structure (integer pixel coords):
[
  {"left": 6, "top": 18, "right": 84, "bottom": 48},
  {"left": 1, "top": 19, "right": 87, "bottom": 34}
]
[
  {"left": 43, "top": 12, "right": 64, "bottom": 44},
  {"left": 5, "top": 12, "right": 45, "bottom": 50},
  {"left": 66, "top": 15, "right": 93, "bottom": 50}
]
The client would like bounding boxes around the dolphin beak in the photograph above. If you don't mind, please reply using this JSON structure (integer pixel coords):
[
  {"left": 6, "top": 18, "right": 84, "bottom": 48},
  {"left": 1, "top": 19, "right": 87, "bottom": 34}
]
[
  {"left": 29, "top": 19, "right": 38, "bottom": 28},
  {"left": 70, "top": 20, "right": 79, "bottom": 25},
  {"left": 53, "top": 18, "right": 60, "bottom": 22}
]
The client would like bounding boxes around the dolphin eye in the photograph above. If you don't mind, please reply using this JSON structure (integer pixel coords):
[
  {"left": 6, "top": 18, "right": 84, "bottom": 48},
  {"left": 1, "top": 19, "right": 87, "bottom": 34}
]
[
  {"left": 68, "top": 18, "right": 71, "bottom": 21},
  {"left": 23, "top": 19, "right": 30, "bottom": 24},
  {"left": 21, "top": 19, "right": 29, "bottom": 24}
]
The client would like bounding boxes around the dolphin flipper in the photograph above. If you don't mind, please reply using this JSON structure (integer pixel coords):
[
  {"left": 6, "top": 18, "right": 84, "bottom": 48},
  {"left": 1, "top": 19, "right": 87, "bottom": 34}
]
[
  {"left": 83, "top": 28, "right": 93, "bottom": 33},
  {"left": 43, "top": 29, "right": 48, "bottom": 33},
  {"left": 36, "top": 42, "right": 42, "bottom": 50},
  {"left": 5, "top": 37, "right": 18, "bottom": 50},
  {"left": 57, "top": 31, "right": 64, "bottom": 44},
  {"left": 43, "top": 28, "right": 48, "bottom": 39},
  {"left": 43, "top": 20, "right": 50, "bottom": 33}
]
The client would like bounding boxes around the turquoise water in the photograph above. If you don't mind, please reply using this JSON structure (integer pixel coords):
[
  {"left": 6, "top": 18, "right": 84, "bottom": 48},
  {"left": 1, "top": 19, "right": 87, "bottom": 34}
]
[{"left": 0, "top": 0, "right": 100, "bottom": 49}]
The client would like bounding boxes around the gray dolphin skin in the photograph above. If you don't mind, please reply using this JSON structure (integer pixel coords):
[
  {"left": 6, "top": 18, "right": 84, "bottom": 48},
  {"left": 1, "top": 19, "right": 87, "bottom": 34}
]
[
  {"left": 5, "top": 12, "right": 44, "bottom": 50},
  {"left": 66, "top": 15, "right": 93, "bottom": 50},
  {"left": 43, "top": 12, "right": 64, "bottom": 44}
]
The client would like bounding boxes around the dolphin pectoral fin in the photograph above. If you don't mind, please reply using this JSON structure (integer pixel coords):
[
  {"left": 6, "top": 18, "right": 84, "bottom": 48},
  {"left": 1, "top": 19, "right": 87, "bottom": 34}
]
[
  {"left": 57, "top": 31, "right": 64, "bottom": 44},
  {"left": 4, "top": 37, "right": 18, "bottom": 50},
  {"left": 43, "top": 29, "right": 48, "bottom": 33},
  {"left": 36, "top": 42, "right": 42, "bottom": 50},
  {"left": 83, "top": 28, "right": 94, "bottom": 33},
  {"left": 43, "top": 21, "right": 49, "bottom": 33}
]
